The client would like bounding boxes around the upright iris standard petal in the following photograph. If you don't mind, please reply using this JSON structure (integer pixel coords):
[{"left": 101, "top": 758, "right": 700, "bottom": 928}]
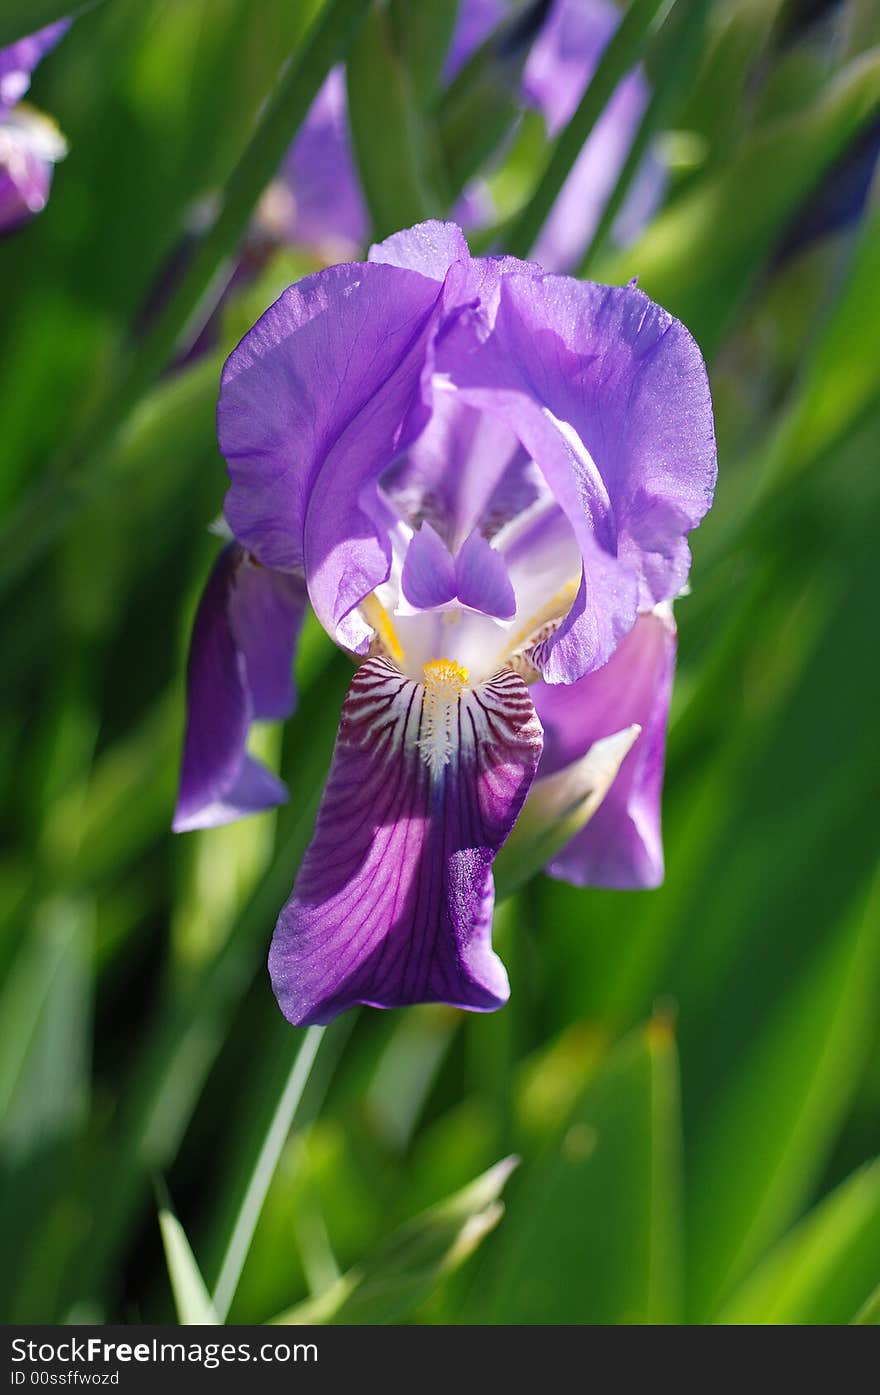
[
  {"left": 218, "top": 257, "right": 463, "bottom": 655},
  {"left": 269, "top": 657, "right": 543, "bottom": 1026},
  {"left": 379, "top": 227, "right": 715, "bottom": 681},
  {"left": 532, "top": 607, "right": 676, "bottom": 888},
  {"left": 173, "top": 546, "right": 306, "bottom": 832}
]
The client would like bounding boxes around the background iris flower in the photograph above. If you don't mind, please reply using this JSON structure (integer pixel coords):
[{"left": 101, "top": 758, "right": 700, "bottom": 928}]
[
  {"left": 0, "top": 21, "right": 68, "bottom": 233},
  {"left": 267, "top": 0, "right": 661, "bottom": 269}
]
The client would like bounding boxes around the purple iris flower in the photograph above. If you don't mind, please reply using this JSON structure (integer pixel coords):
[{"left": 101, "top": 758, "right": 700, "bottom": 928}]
[
  {"left": 0, "top": 21, "right": 69, "bottom": 233},
  {"left": 265, "top": 0, "right": 661, "bottom": 271},
  {"left": 174, "top": 220, "right": 715, "bottom": 1025}
]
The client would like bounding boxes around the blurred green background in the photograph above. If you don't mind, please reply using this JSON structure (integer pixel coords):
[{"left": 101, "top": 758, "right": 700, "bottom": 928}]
[{"left": 1, "top": 0, "right": 879, "bottom": 1325}]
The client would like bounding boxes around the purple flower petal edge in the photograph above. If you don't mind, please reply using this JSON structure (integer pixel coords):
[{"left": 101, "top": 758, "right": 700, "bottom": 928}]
[
  {"left": 532, "top": 607, "right": 676, "bottom": 888},
  {"left": 173, "top": 545, "right": 306, "bottom": 832}
]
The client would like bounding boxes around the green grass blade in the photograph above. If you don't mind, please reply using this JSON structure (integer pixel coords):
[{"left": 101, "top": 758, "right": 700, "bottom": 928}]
[
  {"left": 270, "top": 1157, "right": 518, "bottom": 1325},
  {"left": 504, "top": 0, "right": 666, "bottom": 259},
  {"left": 852, "top": 1282, "right": 880, "bottom": 1325},
  {"left": 157, "top": 1188, "right": 220, "bottom": 1325},
  {"left": 685, "top": 870, "right": 880, "bottom": 1320},
  {"left": 577, "top": 0, "right": 713, "bottom": 273},
  {"left": 0, "top": 0, "right": 372, "bottom": 597},
  {"left": 483, "top": 1020, "right": 683, "bottom": 1323},
  {"left": 346, "top": 1, "right": 444, "bottom": 239},
  {"left": 599, "top": 46, "right": 880, "bottom": 353},
  {"left": 211, "top": 1025, "right": 327, "bottom": 1321},
  {"left": 717, "top": 1159, "right": 880, "bottom": 1325}
]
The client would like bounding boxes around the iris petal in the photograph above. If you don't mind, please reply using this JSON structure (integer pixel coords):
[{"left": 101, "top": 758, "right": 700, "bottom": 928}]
[
  {"left": 173, "top": 546, "right": 305, "bottom": 832},
  {"left": 269, "top": 656, "right": 543, "bottom": 1025},
  {"left": 532, "top": 608, "right": 676, "bottom": 888}
]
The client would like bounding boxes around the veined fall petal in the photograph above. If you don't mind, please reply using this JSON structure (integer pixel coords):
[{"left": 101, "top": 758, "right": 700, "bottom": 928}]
[
  {"left": 173, "top": 545, "right": 306, "bottom": 832},
  {"left": 269, "top": 657, "right": 542, "bottom": 1025}
]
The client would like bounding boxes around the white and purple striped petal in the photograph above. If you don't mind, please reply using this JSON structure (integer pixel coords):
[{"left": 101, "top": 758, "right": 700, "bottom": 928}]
[{"left": 269, "top": 657, "right": 543, "bottom": 1025}]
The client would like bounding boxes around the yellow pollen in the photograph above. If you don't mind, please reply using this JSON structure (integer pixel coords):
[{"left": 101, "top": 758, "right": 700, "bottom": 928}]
[
  {"left": 361, "top": 592, "right": 404, "bottom": 664},
  {"left": 422, "top": 658, "right": 469, "bottom": 694},
  {"left": 419, "top": 659, "right": 469, "bottom": 775}
]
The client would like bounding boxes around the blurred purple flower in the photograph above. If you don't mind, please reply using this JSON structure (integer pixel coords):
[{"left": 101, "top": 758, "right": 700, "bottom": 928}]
[
  {"left": 265, "top": 0, "right": 661, "bottom": 270},
  {"left": 0, "top": 21, "right": 69, "bottom": 233},
  {"left": 175, "top": 220, "right": 715, "bottom": 1024}
]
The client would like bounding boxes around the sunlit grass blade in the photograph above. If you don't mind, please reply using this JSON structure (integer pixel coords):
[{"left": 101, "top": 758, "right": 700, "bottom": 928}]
[
  {"left": 483, "top": 1019, "right": 683, "bottom": 1323},
  {"left": 270, "top": 1157, "right": 518, "bottom": 1325},
  {"left": 157, "top": 1184, "right": 220, "bottom": 1325},
  {"left": 0, "top": 0, "right": 372, "bottom": 597},
  {"left": 577, "top": 0, "right": 713, "bottom": 273},
  {"left": 685, "top": 869, "right": 880, "bottom": 1320},
  {"left": 599, "top": 46, "right": 880, "bottom": 353},
  {"left": 852, "top": 1282, "right": 880, "bottom": 1325},
  {"left": 505, "top": 0, "right": 667, "bottom": 259},
  {"left": 346, "top": 1, "right": 445, "bottom": 238},
  {"left": 717, "top": 1159, "right": 880, "bottom": 1325},
  {"left": 763, "top": 181, "right": 880, "bottom": 488},
  {"left": 436, "top": 0, "right": 552, "bottom": 202},
  {"left": 211, "top": 1025, "right": 327, "bottom": 1321}
]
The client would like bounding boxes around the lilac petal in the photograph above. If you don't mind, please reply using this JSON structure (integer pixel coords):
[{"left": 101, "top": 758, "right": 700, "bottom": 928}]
[
  {"left": 219, "top": 260, "right": 453, "bottom": 654},
  {"left": 455, "top": 529, "right": 516, "bottom": 619},
  {"left": 0, "top": 140, "right": 51, "bottom": 232},
  {"left": 269, "top": 657, "right": 543, "bottom": 1025},
  {"left": 401, "top": 522, "right": 458, "bottom": 610},
  {"left": 532, "top": 608, "right": 676, "bottom": 888},
  {"left": 0, "top": 21, "right": 70, "bottom": 113},
  {"left": 438, "top": 273, "right": 715, "bottom": 682},
  {"left": 173, "top": 545, "right": 305, "bottom": 833}
]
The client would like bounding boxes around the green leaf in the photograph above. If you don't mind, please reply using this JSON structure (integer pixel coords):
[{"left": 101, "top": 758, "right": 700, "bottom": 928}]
[
  {"left": 435, "top": 0, "right": 550, "bottom": 200},
  {"left": 852, "top": 1281, "right": 880, "bottom": 1325},
  {"left": 157, "top": 1190, "right": 220, "bottom": 1326},
  {"left": 0, "top": 0, "right": 373, "bottom": 597},
  {"left": 764, "top": 189, "right": 880, "bottom": 489},
  {"left": 346, "top": 1, "right": 444, "bottom": 239},
  {"left": 0, "top": 899, "right": 92, "bottom": 1154},
  {"left": 717, "top": 1160, "right": 880, "bottom": 1325},
  {"left": 211, "top": 1026, "right": 328, "bottom": 1320},
  {"left": 0, "top": 0, "right": 107, "bottom": 48},
  {"left": 270, "top": 1157, "right": 519, "bottom": 1325},
  {"left": 600, "top": 47, "right": 880, "bottom": 354},
  {"left": 685, "top": 871, "right": 880, "bottom": 1320},
  {"left": 484, "top": 1020, "right": 683, "bottom": 1324},
  {"left": 578, "top": 0, "right": 713, "bottom": 273},
  {"left": 506, "top": 0, "right": 667, "bottom": 259},
  {"left": 389, "top": 0, "right": 460, "bottom": 109}
]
